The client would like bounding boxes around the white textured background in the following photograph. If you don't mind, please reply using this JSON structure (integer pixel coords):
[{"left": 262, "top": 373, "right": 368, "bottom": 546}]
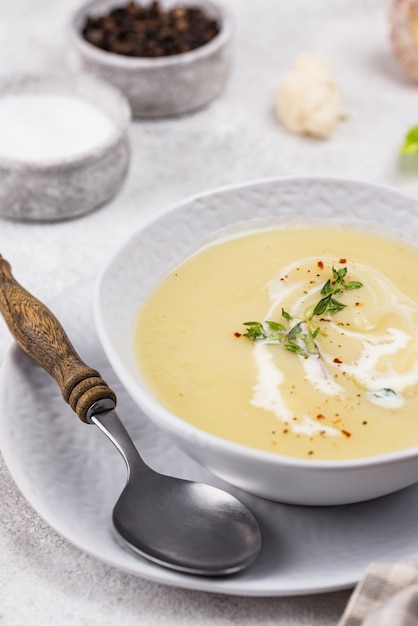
[{"left": 0, "top": 0, "right": 416, "bottom": 623}]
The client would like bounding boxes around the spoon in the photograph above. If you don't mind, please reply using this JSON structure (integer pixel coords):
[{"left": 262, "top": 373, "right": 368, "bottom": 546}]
[{"left": 0, "top": 256, "right": 262, "bottom": 576}]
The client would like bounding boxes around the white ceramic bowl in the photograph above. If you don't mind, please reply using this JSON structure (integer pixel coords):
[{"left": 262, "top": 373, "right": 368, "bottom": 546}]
[
  {"left": 0, "top": 72, "right": 131, "bottom": 221},
  {"left": 95, "top": 176, "right": 418, "bottom": 506},
  {"left": 69, "top": 0, "right": 233, "bottom": 118}
]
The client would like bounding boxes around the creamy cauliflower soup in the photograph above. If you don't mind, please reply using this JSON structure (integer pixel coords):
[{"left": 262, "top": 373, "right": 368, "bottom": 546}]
[{"left": 133, "top": 226, "right": 418, "bottom": 461}]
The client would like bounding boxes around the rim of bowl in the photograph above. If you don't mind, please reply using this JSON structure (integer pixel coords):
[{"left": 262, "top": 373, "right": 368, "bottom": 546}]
[
  {"left": 94, "top": 174, "right": 418, "bottom": 472},
  {"left": 0, "top": 71, "right": 131, "bottom": 170},
  {"left": 70, "top": 0, "right": 233, "bottom": 69}
]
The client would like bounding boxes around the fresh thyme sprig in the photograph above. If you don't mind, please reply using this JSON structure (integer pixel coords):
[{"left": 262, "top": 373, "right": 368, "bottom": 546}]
[
  {"left": 241, "top": 266, "right": 363, "bottom": 358},
  {"left": 312, "top": 266, "right": 363, "bottom": 316}
]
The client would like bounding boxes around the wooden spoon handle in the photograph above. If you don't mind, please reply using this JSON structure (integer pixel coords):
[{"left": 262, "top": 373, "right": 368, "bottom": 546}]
[{"left": 0, "top": 255, "right": 116, "bottom": 423}]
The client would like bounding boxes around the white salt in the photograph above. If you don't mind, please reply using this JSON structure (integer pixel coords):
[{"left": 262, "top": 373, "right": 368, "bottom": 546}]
[{"left": 0, "top": 92, "right": 116, "bottom": 162}]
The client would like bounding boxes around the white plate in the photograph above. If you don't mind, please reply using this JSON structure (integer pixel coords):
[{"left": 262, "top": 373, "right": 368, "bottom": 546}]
[{"left": 1, "top": 282, "right": 418, "bottom": 597}]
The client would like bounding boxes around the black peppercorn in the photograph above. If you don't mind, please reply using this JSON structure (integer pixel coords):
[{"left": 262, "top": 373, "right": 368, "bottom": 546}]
[{"left": 82, "top": 1, "right": 220, "bottom": 58}]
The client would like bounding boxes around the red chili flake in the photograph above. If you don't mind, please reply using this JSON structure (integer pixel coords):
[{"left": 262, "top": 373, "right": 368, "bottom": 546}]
[
  {"left": 233, "top": 332, "right": 242, "bottom": 337},
  {"left": 333, "top": 357, "right": 342, "bottom": 364},
  {"left": 317, "top": 260, "right": 324, "bottom": 269},
  {"left": 339, "top": 258, "right": 347, "bottom": 263},
  {"left": 316, "top": 413, "right": 326, "bottom": 420},
  {"left": 341, "top": 429, "right": 352, "bottom": 438},
  {"left": 355, "top": 302, "right": 364, "bottom": 307}
]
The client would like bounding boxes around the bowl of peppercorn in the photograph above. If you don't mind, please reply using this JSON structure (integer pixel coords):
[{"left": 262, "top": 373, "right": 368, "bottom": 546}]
[{"left": 68, "top": 0, "right": 233, "bottom": 118}]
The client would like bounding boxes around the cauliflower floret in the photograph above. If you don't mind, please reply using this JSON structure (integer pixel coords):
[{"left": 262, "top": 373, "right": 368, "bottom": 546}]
[{"left": 276, "top": 55, "right": 346, "bottom": 139}]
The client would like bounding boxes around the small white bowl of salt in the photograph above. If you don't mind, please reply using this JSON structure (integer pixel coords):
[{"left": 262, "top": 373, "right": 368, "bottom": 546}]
[{"left": 0, "top": 73, "right": 131, "bottom": 221}]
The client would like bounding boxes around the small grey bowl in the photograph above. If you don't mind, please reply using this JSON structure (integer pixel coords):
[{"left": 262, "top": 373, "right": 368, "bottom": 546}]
[
  {"left": 68, "top": 0, "right": 233, "bottom": 118},
  {"left": 0, "top": 73, "right": 131, "bottom": 222}
]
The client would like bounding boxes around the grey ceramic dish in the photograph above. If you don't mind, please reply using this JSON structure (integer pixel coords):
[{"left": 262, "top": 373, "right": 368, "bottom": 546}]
[
  {"left": 68, "top": 0, "right": 233, "bottom": 118},
  {"left": 0, "top": 73, "right": 131, "bottom": 222}
]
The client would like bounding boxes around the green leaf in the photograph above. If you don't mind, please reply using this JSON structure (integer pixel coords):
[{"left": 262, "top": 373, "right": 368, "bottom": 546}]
[
  {"left": 299, "top": 333, "right": 319, "bottom": 356},
  {"left": 328, "top": 297, "right": 346, "bottom": 312},
  {"left": 344, "top": 280, "right": 363, "bottom": 290},
  {"left": 281, "top": 308, "right": 293, "bottom": 320},
  {"left": 243, "top": 321, "right": 264, "bottom": 329},
  {"left": 400, "top": 125, "right": 418, "bottom": 154},
  {"left": 321, "top": 279, "right": 332, "bottom": 295},
  {"left": 284, "top": 341, "right": 305, "bottom": 354},
  {"left": 265, "top": 320, "right": 286, "bottom": 332},
  {"left": 313, "top": 294, "right": 332, "bottom": 316},
  {"left": 287, "top": 321, "right": 303, "bottom": 340},
  {"left": 311, "top": 326, "right": 321, "bottom": 338},
  {"left": 336, "top": 266, "right": 347, "bottom": 280},
  {"left": 242, "top": 321, "right": 267, "bottom": 341},
  {"left": 371, "top": 388, "right": 397, "bottom": 399}
]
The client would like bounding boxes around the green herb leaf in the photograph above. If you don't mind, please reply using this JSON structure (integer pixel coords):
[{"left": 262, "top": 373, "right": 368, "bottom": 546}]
[
  {"left": 284, "top": 341, "right": 306, "bottom": 355},
  {"left": 265, "top": 320, "right": 286, "bottom": 332},
  {"left": 287, "top": 321, "right": 303, "bottom": 340},
  {"left": 313, "top": 294, "right": 332, "bottom": 316},
  {"left": 344, "top": 281, "right": 363, "bottom": 290},
  {"left": 372, "top": 388, "right": 397, "bottom": 398},
  {"left": 321, "top": 279, "right": 332, "bottom": 296},
  {"left": 242, "top": 321, "right": 267, "bottom": 341},
  {"left": 401, "top": 125, "right": 418, "bottom": 155},
  {"left": 328, "top": 297, "right": 346, "bottom": 312},
  {"left": 334, "top": 266, "right": 347, "bottom": 281},
  {"left": 281, "top": 308, "right": 293, "bottom": 321},
  {"left": 240, "top": 265, "right": 363, "bottom": 360}
]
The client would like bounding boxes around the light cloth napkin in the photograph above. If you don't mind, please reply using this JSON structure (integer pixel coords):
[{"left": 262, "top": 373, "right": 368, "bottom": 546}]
[{"left": 338, "top": 559, "right": 418, "bottom": 626}]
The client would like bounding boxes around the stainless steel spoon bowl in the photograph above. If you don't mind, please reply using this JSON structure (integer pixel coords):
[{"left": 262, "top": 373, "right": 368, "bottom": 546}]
[{"left": 0, "top": 256, "right": 262, "bottom": 576}]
